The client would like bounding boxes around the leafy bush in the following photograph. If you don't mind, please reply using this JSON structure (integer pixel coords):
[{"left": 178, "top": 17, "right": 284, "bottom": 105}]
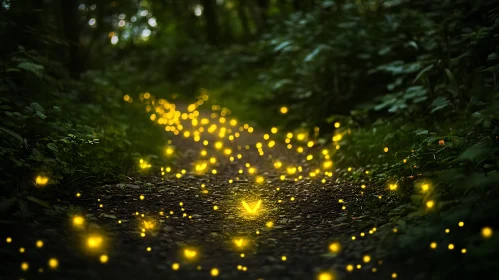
[{"left": 0, "top": 46, "right": 168, "bottom": 218}]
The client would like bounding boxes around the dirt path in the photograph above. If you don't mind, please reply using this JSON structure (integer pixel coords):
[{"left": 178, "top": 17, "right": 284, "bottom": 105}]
[{"left": 0, "top": 98, "right": 395, "bottom": 280}]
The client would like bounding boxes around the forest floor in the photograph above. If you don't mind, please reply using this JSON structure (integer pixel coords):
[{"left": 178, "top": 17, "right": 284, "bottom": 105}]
[{"left": 1, "top": 102, "right": 404, "bottom": 280}]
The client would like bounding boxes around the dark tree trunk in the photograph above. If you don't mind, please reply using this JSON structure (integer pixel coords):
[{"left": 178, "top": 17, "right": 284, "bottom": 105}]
[
  {"left": 251, "top": 0, "right": 269, "bottom": 32},
  {"left": 293, "top": 0, "right": 302, "bottom": 11},
  {"left": 237, "top": 0, "right": 251, "bottom": 38},
  {"left": 201, "top": 0, "right": 219, "bottom": 45},
  {"left": 60, "top": 0, "right": 83, "bottom": 78}
]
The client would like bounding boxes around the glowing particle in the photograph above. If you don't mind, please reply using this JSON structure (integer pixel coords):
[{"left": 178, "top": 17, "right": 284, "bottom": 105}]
[
  {"left": 21, "top": 262, "right": 29, "bottom": 271},
  {"left": 266, "top": 221, "right": 274, "bottom": 228},
  {"left": 73, "top": 216, "right": 84, "bottom": 226},
  {"left": 242, "top": 200, "right": 261, "bottom": 215},
  {"left": 329, "top": 242, "right": 341, "bottom": 253},
  {"left": 351, "top": 236, "right": 356, "bottom": 240},
  {"left": 48, "top": 258, "right": 58, "bottom": 269},
  {"left": 445, "top": 228, "right": 450, "bottom": 233},
  {"left": 211, "top": 268, "right": 219, "bottom": 277},
  {"left": 100, "top": 254, "right": 108, "bottom": 263},
  {"left": 461, "top": 248, "right": 467, "bottom": 254},
  {"left": 6, "top": 237, "right": 12, "bottom": 243},
  {"left": 384, "top": 147, "right": 389, "bottom": 152},
  {"left": 280, "top": 107, "right": 288, "bottom": 114},
  {"left": 389, "top": 184, "right": 398, "bottom": 191},
  {"left": 184, "top": 249, "right": 197, "bottom": 259},
  {"left": 87, "top": 236, "right": 103, "bottom": 249},
  {"left": 363, "top": 255, "right": 371, "bottom": 263},
  {"left": 36, "top": 240, "right": 44, "bottom": 248},
  {"left": 448, "top": 244, "right": 455, "bottom": 250},
  {"left": 213, "top": 205, "right": 219, "bottom": 210},
  {"left": 76, "top": 192, "right": 81, "bottom": 197},
  {"left": 240, "top": 253, "right": 245, "bottom": 258},
  {"left": 19, "top": 247, "right": 25, "bottom": 253},
  {"left": 334, "top": 122, "right": 340, "bottom": 128},
  {"left": 256, "top": 176, "right": 265, "bottom": 184},
  {"left": 458, "top": 221, "right": 464, "bottom": 227},
  {"left": 147, "top": 247, "right": 152, "bottom": 252},
  {"left": 271, "top": 127, "right": 278, "bottom": 134},
  {"left": 430, "top": 242, "right": 437, "bottom": 249},
  {"left": 172, "top": 263, "right": 180, "bottom": 270},
  {"left": 233, "top": 238, "right": 246, "bottom": 248},
  {"left": 35, "top": 175, "right": 49, "bottom": 186},
  {"left": 482, "top": 227, "right": 493, "bottom": 238},
  {"left": 346, "top": 264, "right": 354, "bottom": 272},
  {"left": 426, "top": 200, "right": 435, "bottom": 209},
  {"left": 318, "top": 272, "right": 334, "bottom": 280},
  {"left": 392, "top": 273, "right": 397, "bottom": 278},
  {"left": 281, "top": 256, "right": 287, "bottom": 261}
]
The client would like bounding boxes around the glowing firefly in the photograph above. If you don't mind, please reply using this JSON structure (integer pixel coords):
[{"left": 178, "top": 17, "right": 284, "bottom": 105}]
[{"left": 242, "top": 200, "right": 261, "bottom": 215}]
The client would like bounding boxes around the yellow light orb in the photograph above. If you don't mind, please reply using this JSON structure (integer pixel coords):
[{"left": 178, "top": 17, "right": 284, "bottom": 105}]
[
  {"left": 21, "top": 262, "right": 29, "bottom": 271},
  {"left": 329, "top": 242, "right": 341, "bottom": 253},
  {"left": 426, "top": 200, "right": 435, "bottom": 209},
  {"left": 35, "top": 175, "right": 49, "bottom": 186},
  {"left": 210, "top": 268, "right": 219, "bottom": 277},
  {"left": 482, "top": 227, "right": 493, "bottom": 238},
  {"left": 73, "top": 215, "right": 84, "bottom": 226},
  {"left": 100, "top": 254, "right": 108, "bottom": 263},
  {"left": 363, "top": 255, "right": 371, "bottom": 263},
  {"left": 318, "top": 272, "right": 334, "bottom": 280},
  {"left": 280, "top": 107, "right": 288, "bottom": 114},
  {"left": 87, "top": 236, "right": 103, "bottom": 249},
  {"left": 48, "top": 258, "right": 58, "bottom": 269}
]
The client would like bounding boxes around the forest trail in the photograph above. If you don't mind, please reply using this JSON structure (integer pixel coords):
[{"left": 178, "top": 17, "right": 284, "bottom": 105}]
[{"left": 1, "top": 95, "right": 393, "bottom": 280}]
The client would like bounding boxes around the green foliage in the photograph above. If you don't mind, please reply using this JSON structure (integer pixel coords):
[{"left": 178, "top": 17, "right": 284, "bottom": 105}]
[{"left": 0, "top": 48, "right": 168, "bottom": 218}]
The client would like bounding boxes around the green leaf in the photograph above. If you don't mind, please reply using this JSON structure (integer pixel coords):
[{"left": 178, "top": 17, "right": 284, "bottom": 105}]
[
  {"left": 26, "top": 196, "right": 52, "bottom": 209},
  {"left": 0, "top": 126, "right": 23, "bottom": 143},
  {"left": 30, "top": 102, "right": 45, "bottom": 112},
  {"left": 304, "top": 45, "right": 328, "bottom": 63},
  {"left": 413, "top": 64, "right": 434, "bottom": 83},
  {"left": 459, "top": 137, "right": 498, "bottom": 165},
  {"left": 35, "top": 111, "right": 47, "bottom": 120},
  {"left": 100, "top": 213, "right": 117, "bottom": 219},
  {"left": 430, "top": 96, "right": 451, "bottom": 113},
  {"left": 413, "top": 129, "right": 428, "bottom": 135},
  {"left": 273, "top": 41, "right": 292, "bottom": 53},
  {"left": 17, "top": 62, "right": 44, "bottom": 78}
]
